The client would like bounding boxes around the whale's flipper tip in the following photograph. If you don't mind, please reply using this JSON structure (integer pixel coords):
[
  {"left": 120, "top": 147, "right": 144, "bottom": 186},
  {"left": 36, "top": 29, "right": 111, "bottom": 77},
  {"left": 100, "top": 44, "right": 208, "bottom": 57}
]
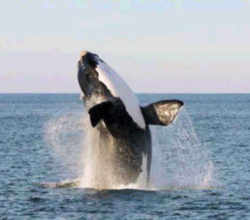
[{"left": 142, "top": 99, "right": 184, "bottom": 126}]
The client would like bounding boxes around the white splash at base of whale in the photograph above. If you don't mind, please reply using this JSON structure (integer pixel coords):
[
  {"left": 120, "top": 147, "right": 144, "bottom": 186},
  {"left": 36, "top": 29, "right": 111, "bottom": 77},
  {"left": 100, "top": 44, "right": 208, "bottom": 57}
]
[{"left": 44, "top": 107, "right": 217, "bottom": 191}]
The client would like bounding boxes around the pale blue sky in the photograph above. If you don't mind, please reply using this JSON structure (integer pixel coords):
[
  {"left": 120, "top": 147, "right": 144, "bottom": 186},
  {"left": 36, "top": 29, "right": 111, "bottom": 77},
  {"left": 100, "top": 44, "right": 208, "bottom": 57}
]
[{"left": 0, "top": 0, "right": 249, "bottom": 93}]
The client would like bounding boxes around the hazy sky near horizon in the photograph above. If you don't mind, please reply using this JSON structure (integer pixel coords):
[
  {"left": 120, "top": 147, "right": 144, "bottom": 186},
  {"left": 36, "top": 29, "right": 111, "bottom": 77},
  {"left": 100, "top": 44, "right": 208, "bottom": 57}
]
[{"left": 0, "top": 0, "right": 249, "bottom": 93}]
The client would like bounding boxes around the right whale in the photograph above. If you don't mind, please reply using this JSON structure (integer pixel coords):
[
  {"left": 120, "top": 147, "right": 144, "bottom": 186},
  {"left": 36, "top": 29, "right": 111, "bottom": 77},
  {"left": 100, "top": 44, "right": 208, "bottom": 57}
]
[{"left": 78, "top": 51, "right": 184, "bottom": 187}]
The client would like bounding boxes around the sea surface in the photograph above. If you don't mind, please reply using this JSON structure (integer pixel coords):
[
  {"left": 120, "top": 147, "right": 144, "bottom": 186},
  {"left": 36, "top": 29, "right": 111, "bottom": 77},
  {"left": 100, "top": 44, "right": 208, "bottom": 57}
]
[{"left": 1, "top": 93, "right": 250, "bottom": 220}]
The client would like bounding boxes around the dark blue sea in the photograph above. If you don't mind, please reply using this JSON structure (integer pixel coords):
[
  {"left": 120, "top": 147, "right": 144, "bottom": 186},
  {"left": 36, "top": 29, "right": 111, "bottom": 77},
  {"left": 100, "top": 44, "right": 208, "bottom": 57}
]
[{"left": 1, "top": 94, "right": 250, "bottom": 219}]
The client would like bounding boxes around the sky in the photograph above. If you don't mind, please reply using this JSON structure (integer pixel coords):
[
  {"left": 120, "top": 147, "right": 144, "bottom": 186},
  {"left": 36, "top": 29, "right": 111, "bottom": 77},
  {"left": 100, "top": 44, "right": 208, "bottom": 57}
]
[{"left": 0, "top": 0, "right": 249, "bottom": 93}]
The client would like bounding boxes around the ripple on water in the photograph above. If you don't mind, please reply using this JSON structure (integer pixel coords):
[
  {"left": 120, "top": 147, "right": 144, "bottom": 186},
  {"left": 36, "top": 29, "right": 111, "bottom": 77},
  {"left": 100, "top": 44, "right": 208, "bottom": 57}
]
[{"left": 1, "top": 94, "right": 250, "bottom": 219}]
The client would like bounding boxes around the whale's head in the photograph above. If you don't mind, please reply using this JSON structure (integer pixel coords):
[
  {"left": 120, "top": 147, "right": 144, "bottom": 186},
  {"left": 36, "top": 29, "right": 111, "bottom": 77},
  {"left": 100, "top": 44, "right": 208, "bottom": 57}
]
[
  {"left": 78, "top": 51, "right": 113, "bottom": 105},
  {"left": 77, "top": 51, "right": 146, "bottom": 128}
]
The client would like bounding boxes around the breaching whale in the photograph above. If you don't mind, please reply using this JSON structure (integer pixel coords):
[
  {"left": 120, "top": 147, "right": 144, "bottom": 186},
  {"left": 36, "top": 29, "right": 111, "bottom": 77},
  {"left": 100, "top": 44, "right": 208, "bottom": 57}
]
[{"left": 78, "top": 51, "right": 183, "bottom": 186}]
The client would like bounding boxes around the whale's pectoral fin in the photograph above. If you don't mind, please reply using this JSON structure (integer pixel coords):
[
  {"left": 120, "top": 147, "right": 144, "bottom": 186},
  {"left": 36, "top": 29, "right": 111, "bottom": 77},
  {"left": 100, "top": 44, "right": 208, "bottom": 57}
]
[
  {"left": 142, "top": 99, "right": 184, "bottom": 126},
  {"left": 88, "top": 101, "right": 113, "bottom": 127}
]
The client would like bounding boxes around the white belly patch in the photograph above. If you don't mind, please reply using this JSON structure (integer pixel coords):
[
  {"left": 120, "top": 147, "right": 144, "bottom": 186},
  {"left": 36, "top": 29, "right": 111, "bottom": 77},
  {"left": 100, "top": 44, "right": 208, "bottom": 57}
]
[{"left": 95, "top": 61, "right": 146, "bottom": 129}]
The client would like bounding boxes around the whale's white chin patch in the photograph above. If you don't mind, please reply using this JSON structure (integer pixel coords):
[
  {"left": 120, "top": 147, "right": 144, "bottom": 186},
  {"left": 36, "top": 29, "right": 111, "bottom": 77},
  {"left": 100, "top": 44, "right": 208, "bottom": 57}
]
[{"left": 95, "top": 61, "right": 146, "bottom": 129}]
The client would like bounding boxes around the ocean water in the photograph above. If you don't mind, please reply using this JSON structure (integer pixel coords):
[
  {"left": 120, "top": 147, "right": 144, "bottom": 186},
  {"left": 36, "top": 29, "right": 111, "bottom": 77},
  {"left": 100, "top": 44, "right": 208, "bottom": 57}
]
[{"left": 1, "top": 93, "right": 250, "bottom": 219}]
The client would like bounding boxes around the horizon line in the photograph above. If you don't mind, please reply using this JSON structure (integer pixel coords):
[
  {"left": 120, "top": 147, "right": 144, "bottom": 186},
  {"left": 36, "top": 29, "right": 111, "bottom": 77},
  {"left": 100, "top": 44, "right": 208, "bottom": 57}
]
[{"left": 0, "top": 92, "right": 249, "bottom": 95}]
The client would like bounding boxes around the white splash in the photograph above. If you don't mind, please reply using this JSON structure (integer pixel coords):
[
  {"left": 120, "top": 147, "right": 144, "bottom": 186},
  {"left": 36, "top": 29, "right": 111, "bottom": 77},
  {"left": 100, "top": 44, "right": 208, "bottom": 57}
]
[
  {"left": 44, "top": 112, "right": 86, "bottom": 179},
  {"left": 79, "top": 115, "right": 148, "bottom": 190},
  {"left": 44, "top": 107, "right": 216, "bottom": 190},
  {"left": 150, "top": 107, "right": 217, "bottom": 190}
]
